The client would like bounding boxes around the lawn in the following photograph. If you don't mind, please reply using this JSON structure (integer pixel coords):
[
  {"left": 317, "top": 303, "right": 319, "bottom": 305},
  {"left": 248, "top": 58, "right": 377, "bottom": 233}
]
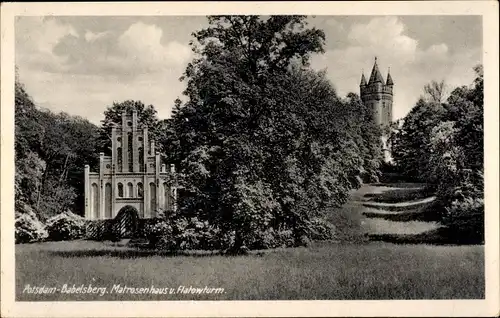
[
  {"left": 16, "top": 240, "right": 484, "bottom": 301},
  {"left": 15, "top": 183, "right": 485, "bottom": 301}
]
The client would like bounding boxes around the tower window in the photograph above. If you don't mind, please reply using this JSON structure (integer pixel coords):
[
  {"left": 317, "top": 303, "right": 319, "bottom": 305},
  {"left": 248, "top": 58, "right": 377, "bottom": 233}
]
[
  {"left": 117, "top": 137, "right": 121, "bottom": 142},
  {"left": 127, "top": 121, "right": 132, "bottom": 127},
  {"left": 138, "top": 136, "right": 143, "bottom": 141}
]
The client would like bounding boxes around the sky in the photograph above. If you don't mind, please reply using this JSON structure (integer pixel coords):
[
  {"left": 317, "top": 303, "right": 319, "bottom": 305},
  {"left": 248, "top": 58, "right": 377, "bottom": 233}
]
[{"left": 15, "top": 15, "right": 482, "bottom": 124}]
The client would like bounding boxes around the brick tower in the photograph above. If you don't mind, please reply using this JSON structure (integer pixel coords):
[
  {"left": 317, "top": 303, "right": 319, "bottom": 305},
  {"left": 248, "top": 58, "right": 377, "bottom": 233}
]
[{"left": 360, "top": 57, "right": 393, "bottom": 162}]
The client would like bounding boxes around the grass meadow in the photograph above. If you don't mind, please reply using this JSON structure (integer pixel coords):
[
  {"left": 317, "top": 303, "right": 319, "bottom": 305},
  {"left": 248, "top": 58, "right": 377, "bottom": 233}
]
[
  {"left": 15, "top": 183, "right": 485, "bottom": 301},
  {"left": 16, "top": 240, "right": 484, "bottom": 301}
]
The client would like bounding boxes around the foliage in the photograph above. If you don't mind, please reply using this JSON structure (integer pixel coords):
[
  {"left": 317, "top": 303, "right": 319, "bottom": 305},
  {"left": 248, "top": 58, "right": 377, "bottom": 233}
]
[
  {"left": 390, "top": 98, "right": 444, "bottom": 181},
  {"left": 15, "top": 75, "right": 100, "bottom": 218},
  {"left": 45, "top": 211, "right": 87, "bottom": 241},
  {"left": 162, "top": 16, "right": 381, "bottom": 251},
  {"left": 144, "top": 215, "right": 221, "bottom": 251},
  {"left": 15, "top": 212, "right": 48, "bottom": 244},
  {"left": 391, "top": 65, "right": 484, "bottom": 240},
  {"left": 423, "top": 80, "right": 447, "bottom": 103}
]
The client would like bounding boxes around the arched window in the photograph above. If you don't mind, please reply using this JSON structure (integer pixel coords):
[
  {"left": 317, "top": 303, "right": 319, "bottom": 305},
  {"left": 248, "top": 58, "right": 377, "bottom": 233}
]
[
  {"left": 127, "top": 182, "right": 133, "bottom": 198},
  {"left": 137, "top": 182, "right": 143, "bottom": 198},
  {"left": 117, "top": 183, "right": 124, "bottom": 197},
  {"left": 117, "top": 147, "right": 122, "bottom": 172},
  {"left": 127, "top": 132, "right": 133, "bottom": 172}
]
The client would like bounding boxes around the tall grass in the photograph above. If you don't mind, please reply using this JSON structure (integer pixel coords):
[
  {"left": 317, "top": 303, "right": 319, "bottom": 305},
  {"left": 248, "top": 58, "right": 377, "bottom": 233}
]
[{"left": 16, "top": 241, "right": 484, "bottom": 301}]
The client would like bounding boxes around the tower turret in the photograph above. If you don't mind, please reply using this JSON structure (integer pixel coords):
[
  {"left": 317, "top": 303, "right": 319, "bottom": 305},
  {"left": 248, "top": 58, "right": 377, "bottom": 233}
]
[
  {"left": 360, "top": 73, "right": 367, "bottom": 86},
  {"left": 386, "top": 68, "right": 394, "bottom": 86}
]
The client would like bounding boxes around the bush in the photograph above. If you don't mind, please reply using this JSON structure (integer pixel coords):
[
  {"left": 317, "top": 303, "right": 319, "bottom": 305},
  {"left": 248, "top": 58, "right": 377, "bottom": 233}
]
[
  {"left": 307, "top": 217, "right": 336, "bottom": 241},
  {"left": 15, "top": 212, "right": 48, "bottom": 244},
  {"left": 246, "top": 228, "right": 295, "bottom": 249},
  {"left": 144, "top": 216, "right": 221, "bottom": 252},
  {"left": 142, "top": 214, "right": 336, "bottom": 251},
  {"left": 45, "top": 211, "right": 86, "bottom": 241},
  {"left": 442, "top": 194, "right": 484, "bottom": 243}
]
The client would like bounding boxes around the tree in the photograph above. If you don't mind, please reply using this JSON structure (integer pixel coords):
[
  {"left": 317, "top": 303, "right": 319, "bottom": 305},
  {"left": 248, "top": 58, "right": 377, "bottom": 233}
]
[
  {"left": 392, "top": 65, "right": 484, "bottom": 242},
  {"left": 15, "top": 73, "right": 100, "bottom": 217},
  {"left": 391, "top": 97, "right": 445, "bottom": 182},
  {"left": 423, "top": 80, "right": 447, "bottom": 104},
  {"left": 164, "top": 15, "right": 375, "bottom": 251}
]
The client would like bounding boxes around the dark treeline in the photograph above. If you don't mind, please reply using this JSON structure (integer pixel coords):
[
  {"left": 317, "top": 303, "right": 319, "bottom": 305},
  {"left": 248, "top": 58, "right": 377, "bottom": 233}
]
[{"left": 15, "top": 72, "right": 100, "bottom": 219}]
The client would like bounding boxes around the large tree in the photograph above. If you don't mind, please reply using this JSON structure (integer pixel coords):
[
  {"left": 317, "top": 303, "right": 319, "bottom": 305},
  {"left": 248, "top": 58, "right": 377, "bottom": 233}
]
[{"left": 163, "top": 16, "right": 377, "bottom": 251}]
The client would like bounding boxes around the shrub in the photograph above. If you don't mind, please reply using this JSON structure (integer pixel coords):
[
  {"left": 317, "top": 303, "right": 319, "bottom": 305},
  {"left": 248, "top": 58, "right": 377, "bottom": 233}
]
[
  {"left": 144, "top": 216, "right": 221, "bottom": 251},
  {"left": 441, "top": 190, "right": 484, "bottom": 243},
  {"left": 246, "top": 228, "right": 296, "bottom": 250},
  {"left": 307, "top": 217, "right": 336, "bottom": 241},
  {"left": 144, "top": 221, "right": 174, "bottom": 249},
  {"left": 45, "top": 211, "right": 86, "bottom": 241},
  {"left": 15, "top": 212, "right": 48, "bottom": 244}
]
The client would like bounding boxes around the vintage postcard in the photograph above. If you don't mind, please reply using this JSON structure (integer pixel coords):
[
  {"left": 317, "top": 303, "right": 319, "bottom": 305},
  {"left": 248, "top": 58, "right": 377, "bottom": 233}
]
[{"left": 1, "top": 1, "right": 499, "bottom": 317}]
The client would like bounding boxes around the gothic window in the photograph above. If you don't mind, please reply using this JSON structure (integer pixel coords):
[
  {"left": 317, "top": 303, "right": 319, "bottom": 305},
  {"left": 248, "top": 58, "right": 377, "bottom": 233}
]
[
  {"left": 138, "top": 147, "right": 144, "bottom": 172},
  {"left": 137, "top": 182, "right": 143, "bottom": 198},
  {"left": 117, "top": 183, "right": 124, "bottom": 197},
  {"left": 127, "top": 182, "right": 133, "bottom": 198},
  {"left": 127, "top": 132, "right": 133, "bottom": 172},
  {"left": 117, "top": 147, "right": 122, "bottom": 172}
]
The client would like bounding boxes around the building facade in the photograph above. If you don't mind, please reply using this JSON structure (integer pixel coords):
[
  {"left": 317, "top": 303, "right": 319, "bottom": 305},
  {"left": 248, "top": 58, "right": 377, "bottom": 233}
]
[
  {"left": 360, "top": 57, "right": 394, "bottom": 162},
  {"left": 84, "top": 109, "right": 176, "bottom": 220}
]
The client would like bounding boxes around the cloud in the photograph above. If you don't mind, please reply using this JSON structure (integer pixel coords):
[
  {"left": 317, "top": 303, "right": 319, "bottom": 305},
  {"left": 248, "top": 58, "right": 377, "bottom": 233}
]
[
  {"left": 16, "top": 17, "right": 78, "bottom": 54},
  {"left": 84, "top": 30, "right": 110, "bottom": 42},
  {"left": 17, "top": 18, "right": 193, "bottom": 78},
  {"left": 311, "top": 16, "right": 481, "bottom": 120},
  {"left": 16, "top": 17, "right": 78, "bottom": 73},
  {"left": 16, "top": 18, "right": 192, "bottom": 123},
  {"left": 117, "top": 22, "right": 192, "bottom": 72}
]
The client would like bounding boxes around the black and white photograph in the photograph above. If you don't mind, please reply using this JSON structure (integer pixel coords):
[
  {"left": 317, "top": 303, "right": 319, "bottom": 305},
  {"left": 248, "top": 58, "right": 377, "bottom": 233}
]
[{"left": 1, "top": 2, "right": 499, "bottom": 317}]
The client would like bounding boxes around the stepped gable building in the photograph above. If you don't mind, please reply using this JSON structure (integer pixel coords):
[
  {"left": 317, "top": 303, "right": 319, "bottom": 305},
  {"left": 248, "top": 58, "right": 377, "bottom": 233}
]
[
  {"left": 84, "top": 109, "right": 176, "bottom": 220},
  {"left": 360, "top": 57, "right": 394, "bottom": 162}
]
